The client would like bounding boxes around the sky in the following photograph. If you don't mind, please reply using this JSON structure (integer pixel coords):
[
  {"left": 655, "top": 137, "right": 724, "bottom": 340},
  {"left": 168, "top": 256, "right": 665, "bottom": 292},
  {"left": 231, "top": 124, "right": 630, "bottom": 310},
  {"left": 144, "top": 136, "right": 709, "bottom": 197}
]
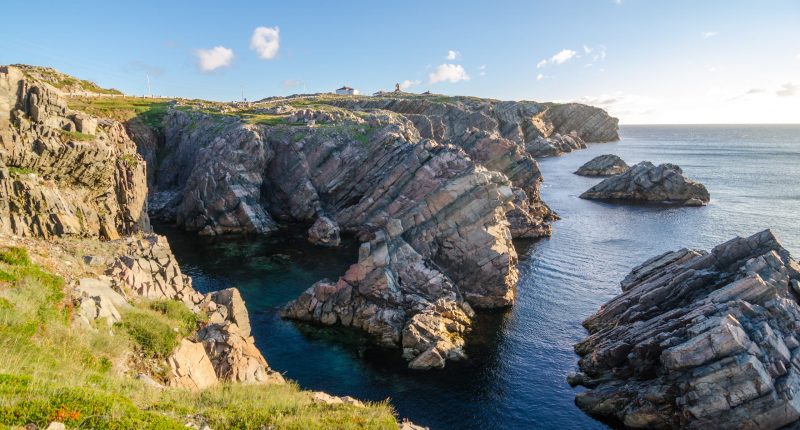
[{"left": 1, "top": 0, "right": 798, "bottom": 124}]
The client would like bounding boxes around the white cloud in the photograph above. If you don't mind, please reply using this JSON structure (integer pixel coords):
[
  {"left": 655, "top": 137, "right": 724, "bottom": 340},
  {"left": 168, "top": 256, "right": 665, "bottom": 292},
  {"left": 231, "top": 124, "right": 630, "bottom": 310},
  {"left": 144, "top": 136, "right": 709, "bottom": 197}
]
[
  {"left": 593, "top": 47, "right": 607, "bottom": 61},
  {"left": 194, "top": 46, "right": 234, "bottom": 72},
  {"left": 250, "top": 26, "right": 280, "bottom": 60},
  {"left": 583, "top": 45, "right": 593, "bottom": 54},
  {"left": 701, "top": 31, "right": 718, "bottom": 39},
  {"left": 282, "top": 79, "right": 304, "bottom": 88},
  {"left": 399, "top": 79, "right": 421, "bottom": 90},
  {"left": 776, "top": 82, "right": 798, "bottom": 97},
  {"left": 428, "top": 64, "right": 470, "bottom": 84},
  {"left": 537, "top": 49, "right": 577, "bottom": 68},
  {"left": 446, "top": 50, "right": 460, "bottom": 60},
  {"left": 614, "top": 0, "right": 623, "bottom": 4},
  {"left": 536, "top": 73, "right": 545, "bottom": 81},
  {"left": 478, "top": 64, "right": 487, "bottom": 76},
  {"left": 575, "top": 92, "right": 662, "bottom": 119},
  {"left": 796, "top": 53, "right": 800, "bottom": 60}
]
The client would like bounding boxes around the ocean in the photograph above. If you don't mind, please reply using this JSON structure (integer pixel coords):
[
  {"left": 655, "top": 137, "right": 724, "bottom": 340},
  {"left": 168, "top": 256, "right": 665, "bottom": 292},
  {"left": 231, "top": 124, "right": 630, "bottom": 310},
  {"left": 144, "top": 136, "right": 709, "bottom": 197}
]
[{"left": 158, "top": 124, "right": 800, "bottom": 429}]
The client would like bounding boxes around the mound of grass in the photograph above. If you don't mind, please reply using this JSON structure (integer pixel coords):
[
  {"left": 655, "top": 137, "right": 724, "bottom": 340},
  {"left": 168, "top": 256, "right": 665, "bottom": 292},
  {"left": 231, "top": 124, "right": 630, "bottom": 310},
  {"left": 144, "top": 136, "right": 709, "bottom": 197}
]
[
  {"left": 148, "top": 299, "right": 204, "bottom": 337},
  {"left": 115, "top": 308, "right": 179, "bottom": 359}
]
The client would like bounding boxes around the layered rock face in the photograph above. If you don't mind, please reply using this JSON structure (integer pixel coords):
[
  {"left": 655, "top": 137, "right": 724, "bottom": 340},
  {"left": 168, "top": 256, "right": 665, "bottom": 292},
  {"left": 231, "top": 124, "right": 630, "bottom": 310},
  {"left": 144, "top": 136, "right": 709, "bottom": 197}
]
[
  {"left": 572, "top": 230, "right": 800, "bottom": 429},
  {"left": 0, "top": 65, "right": 282, "bottom": 390},
  {"left": 0, "top": 65, "right": 149, "bottom": 239},
  {"left": 575, "top": 154, "right": 630, "bottom": 177},
  {"left": 580, "top": 161, "right": 710, "bottom": 206},
  {"left": 329, "top": 96, "right": 619, "bottom": 158},
  {"left": 153, "top": 108, "right": 517, "bottom": 368}
]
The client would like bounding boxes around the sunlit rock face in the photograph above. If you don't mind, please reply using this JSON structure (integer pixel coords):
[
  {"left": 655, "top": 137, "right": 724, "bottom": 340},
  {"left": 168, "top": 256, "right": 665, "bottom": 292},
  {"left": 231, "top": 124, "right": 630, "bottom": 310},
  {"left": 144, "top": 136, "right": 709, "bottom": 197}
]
[{"left": 572, "top": 230, "right": 800, "bottom": 430}]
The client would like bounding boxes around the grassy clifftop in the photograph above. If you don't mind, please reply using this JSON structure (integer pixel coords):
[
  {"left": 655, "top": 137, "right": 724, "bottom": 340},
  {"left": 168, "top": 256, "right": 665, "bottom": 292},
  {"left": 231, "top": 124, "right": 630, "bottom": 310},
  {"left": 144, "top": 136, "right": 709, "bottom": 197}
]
[{"left": 0, "top": 245, "right": 397, "bottom": 430}]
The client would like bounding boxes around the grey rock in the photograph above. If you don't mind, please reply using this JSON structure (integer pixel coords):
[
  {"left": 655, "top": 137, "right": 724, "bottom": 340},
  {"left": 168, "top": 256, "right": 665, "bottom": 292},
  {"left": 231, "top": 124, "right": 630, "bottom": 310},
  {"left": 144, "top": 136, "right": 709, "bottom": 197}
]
[
  {"left": 574, "top": 154, "right": 629, "bottom": 177},
  {"left": 580, "top": 161, "right": 710, "bottom": 206},
  {"left": 307, "top": 215, "right": 341, "bottom": 247},
  {"left": 572, "top": 230, "right": 800, "bottom": 429}
]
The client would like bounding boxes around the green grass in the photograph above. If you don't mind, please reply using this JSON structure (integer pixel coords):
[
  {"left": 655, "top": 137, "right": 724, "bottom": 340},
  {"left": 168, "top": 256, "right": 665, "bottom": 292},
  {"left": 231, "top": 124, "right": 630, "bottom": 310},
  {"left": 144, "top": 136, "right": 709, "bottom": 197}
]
[
  {"left": 16, "top": 66, "right": 123, "bottom": 95},
  {"left": 114, "top": 308, "right": 180, "bottom": 359},
  {"left": 59, "top": 130, "right": 95, "bottom": 142},
  {"left": 148, "top": 299, "right": 204, "bottom": 337},
  {"left": 68, "top": 96, "right": 171, "bottom": 130},
  {"left": 118, "top": 154, "right": 138, "bottom": 168},
  {"left": 6, "top": 167, "right": 35, "bottom": 177},
  {"left": 0, "top": 246, "right": 398, "bottom": 429}
]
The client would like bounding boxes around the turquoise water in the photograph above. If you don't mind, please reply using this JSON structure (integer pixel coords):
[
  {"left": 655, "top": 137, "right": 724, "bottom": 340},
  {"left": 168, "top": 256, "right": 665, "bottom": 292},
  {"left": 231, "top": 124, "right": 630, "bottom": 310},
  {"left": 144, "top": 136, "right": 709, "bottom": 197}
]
[{"left": 158, "top": 124, "right": 800, "bottom": 429}]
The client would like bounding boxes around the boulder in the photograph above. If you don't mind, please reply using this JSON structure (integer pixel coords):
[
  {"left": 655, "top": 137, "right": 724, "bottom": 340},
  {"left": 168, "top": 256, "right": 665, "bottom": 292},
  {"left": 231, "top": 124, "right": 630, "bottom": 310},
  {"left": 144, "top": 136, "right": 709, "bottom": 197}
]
[
  {"left": 168, "top": 339, "right": 218, "bottom": 390},
  {"left": 199, "top": 288, "right": 284, "bottom": 384},
  {"left": 74, "top": 277, "right": 130, "bottom": 328},
  {"left": 574, "top": 154, "right": 629, "bottom": 176},
  {"left": 580, "top": 161, "right": 710, "bottom": 206},
  {"left": 307, "top": 215, "right": 341, "bottom": 247},
  {"left": 572, "top": 230, "right": 800, "bottom": 429}
]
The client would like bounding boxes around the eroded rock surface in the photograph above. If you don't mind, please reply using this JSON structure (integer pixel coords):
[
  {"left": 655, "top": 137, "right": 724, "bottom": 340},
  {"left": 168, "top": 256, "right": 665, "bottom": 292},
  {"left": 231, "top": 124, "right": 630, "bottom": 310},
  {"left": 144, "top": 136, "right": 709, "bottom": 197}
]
[
  {"left": 0, "top": 65, "right": 149, "bottom": 240},
  {"left": 580, "top": 161, "right": 710, "bottom": 206},
  {"left": 572, "top": 230, "right": 800, "bottom": 429},
  {"left": 574, "top": 154, "right": 629, "bottom": 177}
]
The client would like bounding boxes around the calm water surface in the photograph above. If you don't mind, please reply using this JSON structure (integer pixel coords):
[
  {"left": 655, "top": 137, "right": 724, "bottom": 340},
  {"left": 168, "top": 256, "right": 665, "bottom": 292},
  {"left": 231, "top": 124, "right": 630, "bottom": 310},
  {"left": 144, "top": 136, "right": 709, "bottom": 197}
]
[{"left": 158, "top": 125, "right": 800, "bottom": 430}]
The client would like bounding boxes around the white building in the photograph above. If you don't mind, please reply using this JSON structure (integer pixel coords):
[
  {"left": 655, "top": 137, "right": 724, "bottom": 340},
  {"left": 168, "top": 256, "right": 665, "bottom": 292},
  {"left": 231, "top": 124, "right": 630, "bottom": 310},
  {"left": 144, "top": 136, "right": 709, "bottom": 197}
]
[{"left": 335, "top": 85, "right": 359, "bottom": 95}]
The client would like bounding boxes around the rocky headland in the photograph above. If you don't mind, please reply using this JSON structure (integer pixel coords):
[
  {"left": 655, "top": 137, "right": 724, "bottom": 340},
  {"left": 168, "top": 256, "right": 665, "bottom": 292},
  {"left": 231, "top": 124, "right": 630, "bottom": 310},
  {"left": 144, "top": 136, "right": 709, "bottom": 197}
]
[
  {"left": 574, "top": 154, "right": 630, "bottom": 176},
  {"left": 134, "top": 88, "right": 619, "bottom": 369},
  {"left": 580, "top": 161, "right": 710, "bottom": 206},
  {"left": 0, "top": 64, "right": 411, "bottom": 429},
  {"left": 571, "top": 230, "right": 800, "bottom": 429}
]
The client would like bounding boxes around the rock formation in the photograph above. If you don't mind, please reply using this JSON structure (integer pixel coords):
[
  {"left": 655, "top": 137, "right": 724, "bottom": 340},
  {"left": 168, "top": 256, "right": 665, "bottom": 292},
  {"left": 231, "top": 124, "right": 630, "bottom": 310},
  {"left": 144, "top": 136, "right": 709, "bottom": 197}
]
[
  {"left": 148, "top": 107, "right": 522, "bottom": 368},
  {"left": 0, "top": 65, "right": 281, "bottom": 388},
  {"left": 131, "top": 90, "right": 618, "bottom": 368},
  {"left": 580, "top": 161, "right": 710, "bottom": 206},
  {"left": 574, "top": 154, "right": 629, "bottom": 177},
  {"left": 0, "top": 65, "right": 149, "bottom": 240},
  {"left": 571, "top": 230, "right": 800, "bottom": 429}
]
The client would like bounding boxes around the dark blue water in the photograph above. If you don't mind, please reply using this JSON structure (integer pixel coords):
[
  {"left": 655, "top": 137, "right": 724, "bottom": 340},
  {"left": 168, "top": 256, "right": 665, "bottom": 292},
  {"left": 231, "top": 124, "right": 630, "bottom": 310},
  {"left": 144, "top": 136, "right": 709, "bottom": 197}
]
[{"left": 158, "top": 124, "right": 800, "bottom": 430}]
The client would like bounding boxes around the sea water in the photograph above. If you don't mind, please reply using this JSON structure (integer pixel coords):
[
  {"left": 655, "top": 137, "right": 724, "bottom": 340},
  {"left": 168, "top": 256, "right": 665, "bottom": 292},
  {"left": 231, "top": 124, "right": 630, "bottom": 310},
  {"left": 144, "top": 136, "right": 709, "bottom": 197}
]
[{"left": 158, "top": 124, "right": 800, "bottom": 429}]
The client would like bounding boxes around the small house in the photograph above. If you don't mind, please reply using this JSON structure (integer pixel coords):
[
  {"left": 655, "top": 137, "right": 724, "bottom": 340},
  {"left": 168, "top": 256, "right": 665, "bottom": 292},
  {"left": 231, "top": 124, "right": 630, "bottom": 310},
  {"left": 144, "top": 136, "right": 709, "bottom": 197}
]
[{"left": 335, "top": 86, "right": 359, "bottom": 95}]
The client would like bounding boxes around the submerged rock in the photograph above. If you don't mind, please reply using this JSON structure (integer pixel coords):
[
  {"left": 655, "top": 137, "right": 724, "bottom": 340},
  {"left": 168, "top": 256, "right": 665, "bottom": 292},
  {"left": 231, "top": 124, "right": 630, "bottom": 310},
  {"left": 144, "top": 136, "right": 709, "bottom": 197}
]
[
  {"left": 572, "top": 230, "right": 800, "bottom": 429},
  {"left": 574, "top": 154, "right": 629, "bottom": 177},
  {"left": 307, "top": 215, "right": 341, "bottom": 247},
  {"left": 580, "top": 161, "right": 710, "bottom": 206}
]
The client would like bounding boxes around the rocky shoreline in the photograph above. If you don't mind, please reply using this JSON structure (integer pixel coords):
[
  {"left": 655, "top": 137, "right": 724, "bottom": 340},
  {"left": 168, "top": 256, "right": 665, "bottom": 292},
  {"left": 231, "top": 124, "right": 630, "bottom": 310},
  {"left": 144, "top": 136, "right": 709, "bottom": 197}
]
[
  {"left": 571, "top": 230, "right": 800, "bottom": 429},
  {"left": 138, "top": 88, "right": 619, "bottom": 368}
]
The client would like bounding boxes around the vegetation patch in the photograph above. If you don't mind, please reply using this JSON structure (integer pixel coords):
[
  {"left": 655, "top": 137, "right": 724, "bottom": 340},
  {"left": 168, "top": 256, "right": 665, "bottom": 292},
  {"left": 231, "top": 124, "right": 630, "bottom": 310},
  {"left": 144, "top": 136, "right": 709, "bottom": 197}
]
[
  {"left": 0, "top": 245, "right": 399, "bottom": 429},
  {"left": 115, "top": 308, "right": 180, "bottom": 359},
  {"left": 6, "top": 167, "right": 35, "bottom": 177},
  {"left": 59, "top": 130, "right": 95, "bottom": 142},
  {"left": 68, "top": 96, "right": 171, "bottom": 130}
]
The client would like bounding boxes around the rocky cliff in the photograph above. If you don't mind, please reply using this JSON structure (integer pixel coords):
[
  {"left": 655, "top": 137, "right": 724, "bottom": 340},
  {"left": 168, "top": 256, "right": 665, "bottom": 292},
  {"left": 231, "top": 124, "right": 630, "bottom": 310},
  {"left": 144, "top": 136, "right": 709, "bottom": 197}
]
[
  {"left": 571, "top": 230, "right": 800, "bottom": 429},
  {"left": 0, "top": 65, "right": 149, "bottom": 239},
  {"left": 0, "top": 65, "right": 281, "bottom": 389},
  {"left": 133, "top": 91, "right": 617, "bottom": 369}
]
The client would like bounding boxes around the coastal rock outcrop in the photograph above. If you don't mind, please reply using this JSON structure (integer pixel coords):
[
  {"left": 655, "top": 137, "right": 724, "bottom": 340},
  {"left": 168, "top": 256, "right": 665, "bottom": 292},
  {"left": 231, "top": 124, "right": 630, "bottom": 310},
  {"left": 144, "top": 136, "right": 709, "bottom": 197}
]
[
  {"left": 580, "top": 161, "right": 710, "bottom": 206},
  {"left": 574, "top": 154, "right": 629, "bottom": 177},
  {"left": 151, "top": 107, "right": 518, "bottom": 368},
  {"left": 0, "top": 65, "right": 149, "bottom": 240},
  {"left": 571, "top": 230, "right": 800, "bottom": 429}
]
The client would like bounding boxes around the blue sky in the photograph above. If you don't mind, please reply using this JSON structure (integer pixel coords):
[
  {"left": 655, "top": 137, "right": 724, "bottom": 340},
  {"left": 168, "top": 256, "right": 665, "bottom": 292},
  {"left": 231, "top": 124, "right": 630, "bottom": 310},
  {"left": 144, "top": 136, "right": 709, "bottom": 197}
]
[{"left": 1, "top": 0, "right": 798, "bottom": 123}]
